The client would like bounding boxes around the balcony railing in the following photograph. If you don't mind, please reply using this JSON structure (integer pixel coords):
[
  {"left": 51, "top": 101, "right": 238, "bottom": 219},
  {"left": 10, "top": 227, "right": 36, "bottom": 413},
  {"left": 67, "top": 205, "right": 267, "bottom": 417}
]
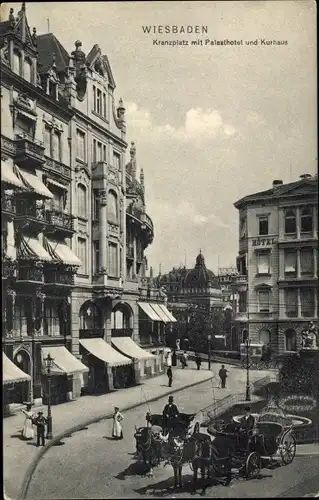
[
  {"left": 16, "top": 199, "right": 45, "bottom": 220},
  {"left": 141, "top": 212, "right": 154, "bottom": 232},
  {"left": 2, "top": 193, "right": 16, "bottom": 214},
  {"left": 232, "top": 275, "right": 247, "bottom": 284},
  {"left": 111, "top": 328, "right": 133, "bottom": 338},
  {"left": 2, "top": 257, "right": 16, "bottom": 278},
  {"left": 44, "top": 270, "right": 75, "bottom": 286},
  {"left": 17, "top": 265, "right": 43, "bottom": 282},
  {"left": 15, "top": 136, "right": 45, "bottom": 167},
  {"left": 79, "top": 328, "right": 105, "bottom": 339},
  {"left": 126, "top": 245, "right": 134, "bottom": 259},
  {"left": 44, "top": 156, "right": 71, "bottom": 179},
  {"left": 45, "top": 209, "right": 74, "bottom": 232}
]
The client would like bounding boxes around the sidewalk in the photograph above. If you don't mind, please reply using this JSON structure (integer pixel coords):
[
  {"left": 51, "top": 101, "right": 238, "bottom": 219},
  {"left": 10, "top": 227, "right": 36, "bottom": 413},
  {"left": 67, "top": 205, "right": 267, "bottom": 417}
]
[{"left": 3, "top": 362, "right": 269, "bottom": 500}]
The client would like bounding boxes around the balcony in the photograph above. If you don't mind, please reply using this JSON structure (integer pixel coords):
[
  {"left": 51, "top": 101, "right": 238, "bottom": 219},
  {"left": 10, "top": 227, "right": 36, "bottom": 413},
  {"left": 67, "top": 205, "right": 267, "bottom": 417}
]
[
  {"left": 44, "top": 209, "right": 74, "bottom": 235},
  {"left": 17, "top": 264, "right": 44, "bottom": 283},
  {"left": 126, "top": 244, "right": 134, "bottom": 260},
  {"left": 44, "top": 156, "right": 71, "bottom": 179},
  {"left": 2, "top": 257, "right": 16, "bottom": 279},
  {"left": 141, "top": 212, "right": 154, "bottom": 232},
  {"left": 44, "top": 268, "right": 75, "bottom": 287},
  {"left": 111, "top": 328, "right": 133, "bottom": 338},
  {"left": 15, "top": 199, "right": 46, "bottom": 232},
  {"left": 126, "top": 205, "right": 154, "bottom": 242},
  {"left": 2, "top": 193, "right": 16, "bottom": 216},
  {"left": 231, "top": 275, "right": 248, "bottom": 291},
  {"left": 15, "top": 136, "right": 45, "bottom": 168},
  {"left": 79, "top": 328, "right": 105, "bottom": 339}
]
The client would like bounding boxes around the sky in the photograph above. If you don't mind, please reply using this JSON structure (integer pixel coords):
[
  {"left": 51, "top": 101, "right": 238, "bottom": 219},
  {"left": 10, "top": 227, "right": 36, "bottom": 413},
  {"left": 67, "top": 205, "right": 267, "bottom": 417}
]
[{"left": 3, "top": 1, "right": 317, "bottom": 274}]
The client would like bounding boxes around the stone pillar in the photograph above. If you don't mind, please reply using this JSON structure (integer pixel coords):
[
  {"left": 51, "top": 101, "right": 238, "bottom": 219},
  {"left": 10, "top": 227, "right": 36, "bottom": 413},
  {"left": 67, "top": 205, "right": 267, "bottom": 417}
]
[
  {"left": 314, "top": 290, "right": 318, "bottom": 319},
  {"left": 99, "top": 189, "right": 108, "bottom": 276},
  {"left": 313, "top": 248, "right": 317, "bottom": 278},
  {"left": 35, "top": 290, "right": 45, "bottom": 336},
  {"left": 297, "top": 249, "right": 301, "bottom": 278},
  {"left": 71, "top": 293, "right": 80, "bottom": 357},
  {"left": 279, "top": 288, "right": 285, "bottom": 319},
  {"left": 6, "top": 288, "right": 16, "bottom": 336},
  {"left": 297, "top": 288, "right": 301, "bottom": 318},
  {"left": 133, "top": 236, "right": 137, "bottom": 278},
  {"left": 296, "top": 207, "right": 301, "bottom": 239},
  {"left": 107, "top": 364, "right": 114, "bottom": 391},
  {"left": 313, "top": 205, "right": 317, "bottom": 238},
  {"left": 104, "top": 300, "right": 112, "bottom": 343}
]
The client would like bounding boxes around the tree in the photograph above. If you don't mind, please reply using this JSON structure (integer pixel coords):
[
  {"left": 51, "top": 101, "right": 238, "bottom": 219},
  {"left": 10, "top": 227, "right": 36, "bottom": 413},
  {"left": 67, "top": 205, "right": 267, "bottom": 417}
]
[{"left": 186, "top": 303, "right": 223, "bottom": 351}]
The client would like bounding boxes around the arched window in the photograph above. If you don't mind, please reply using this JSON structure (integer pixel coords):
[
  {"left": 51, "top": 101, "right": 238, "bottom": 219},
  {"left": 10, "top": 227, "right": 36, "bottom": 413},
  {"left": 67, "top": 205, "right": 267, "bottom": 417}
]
[
  {"left": 300, "top": 207, "right": 313, "bottom": 233},
  {"left": 242, "top": 329, "right": 248, "bottom": 343},
  {"left": 13, "top": 51, "right": 21, "bottom": 75},
  {"left": 259, "top": 328, "right": 271, "bottom": 345},
  {"left": 24, "top": 59, "right": 32, "bottom": 83},
  {"left": 285, "top": 329, "right": 297, "bottom": 352},
  {"left": 284, "top": 209, "right": 296, "bottom": 234},
  {"left": 77, "top": 183, "right": 87, "bottom": 218},
  {"left": 79, "top": 302, "right": 102, "bottom": 330},
  {"left": 107, "top": 190, "right": 118, "bottom": 223}
]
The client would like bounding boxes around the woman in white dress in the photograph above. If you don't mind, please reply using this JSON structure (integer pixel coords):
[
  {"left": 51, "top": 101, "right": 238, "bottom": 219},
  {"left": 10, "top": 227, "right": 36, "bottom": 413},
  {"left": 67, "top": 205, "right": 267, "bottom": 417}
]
[
  {"left": 21, "top": 403, "right": 35, "bottom": 440},
  {"left": 112, "top": 407, "right": 124, "bottom": 440}
]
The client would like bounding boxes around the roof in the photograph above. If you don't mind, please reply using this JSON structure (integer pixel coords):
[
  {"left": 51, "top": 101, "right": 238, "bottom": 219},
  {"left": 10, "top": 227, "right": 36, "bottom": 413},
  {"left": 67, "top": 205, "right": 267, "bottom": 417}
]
[
  {"left": 234, "top": 176, "right": 318, "bottom": 209},
  {"left": 37, "top": 33, "right": 70, "bottom": 73},
  {"left": 184, "top": 252, "right": 220, "bottom": 288}
]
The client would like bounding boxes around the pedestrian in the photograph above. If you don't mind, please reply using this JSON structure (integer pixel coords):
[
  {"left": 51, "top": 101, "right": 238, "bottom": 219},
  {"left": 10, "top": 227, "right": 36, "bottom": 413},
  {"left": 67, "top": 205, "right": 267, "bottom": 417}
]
[
  {"left": 112, "top": 406, "right": 124, "bottom": 440},
  {"left": 181, "top": 351, "right": 188, "bottom": 369},
  {"left": 21, "top": 403, "right": 35, "bottom": 440},
  {"left": 167, "top": 366, "right": 173, "bottom": 387},
  {"left": 33, "top": 411, "right": 47, "bottom": 447},
  {"left": 219, "top": 364, "right": 228, "bottom": 388},
  {"left": 172, "top": 350, "right": 177, "bottom": 367},
  {"left": 195, "top": 354, "right": 202, "bottom": 370}
]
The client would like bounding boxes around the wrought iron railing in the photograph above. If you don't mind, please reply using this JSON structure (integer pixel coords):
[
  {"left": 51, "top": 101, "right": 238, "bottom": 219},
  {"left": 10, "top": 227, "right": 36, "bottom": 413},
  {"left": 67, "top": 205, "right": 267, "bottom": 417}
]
[
  {"left": 79, "top": 328, "right": 105, "bottom": 339},
  {"left": 15, "top": 136, "right": 45, "bottom": 163},
  {"left": 45, "top": 209, "right": 74, "bottom": 231},
  {"left": 44, "top": 270, "right": 74, "bottom": 286},
  {"left": 111, "top": 328, "right": 133, "bottom": 338},
  {"left": 2, "top": 192, "right": 15, "bottom": 214},
  {"left": 16, "top": 199, "right": 45, "bottom": 220},
  {"left": 17, "top": 266, "right": 43, "bottom": 282}
]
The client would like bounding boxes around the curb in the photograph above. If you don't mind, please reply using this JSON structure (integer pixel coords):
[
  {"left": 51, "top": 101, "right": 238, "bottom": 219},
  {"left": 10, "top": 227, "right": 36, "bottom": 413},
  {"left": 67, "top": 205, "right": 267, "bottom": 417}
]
[
  {"left": 296, "top": 451, "right": 319, "bottom": 457},
  {"left": 18, "top": 372, "right": 214, "bottom": 500}
]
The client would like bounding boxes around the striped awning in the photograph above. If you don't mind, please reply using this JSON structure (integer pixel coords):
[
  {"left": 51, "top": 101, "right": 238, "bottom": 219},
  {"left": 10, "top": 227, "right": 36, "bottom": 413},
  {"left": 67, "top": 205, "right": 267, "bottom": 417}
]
[
  {"left": 45, "top": 239, "right": 81, "bottom": 266},
  {"left": 3, "top": 352, "right": 31, "bottom": 385},
  {"left": 138, "top": 302, "right": 162, "bottom": 321},
  {"left": 112, "top": 337, "right": 156, "bottom": 361},
  {"left": 42, "top": 346, "right": 89, "bottom": 375},
  {"left": 1, "top": 160, "right": 25, "bottom": 189},
  {"left": 18, "top": 236, "right": 52, "bottom": 261},
  {"left": 79, "top": 338, "right": 131, "bottom": 367},
  {"left": 158, "top": 304, "right": 177, "bottom": 322},
  {"left": 15, "top": 166, "right": 53, "bottom": 199},
  {"left": 149, "top": 303, "right": 170, "bottom": 324}
]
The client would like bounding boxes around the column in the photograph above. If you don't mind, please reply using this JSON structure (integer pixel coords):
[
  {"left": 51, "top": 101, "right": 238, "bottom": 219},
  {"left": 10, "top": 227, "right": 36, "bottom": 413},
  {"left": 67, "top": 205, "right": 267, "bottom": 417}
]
[
  {"left": 297, "top": 288, "right": 301, "bottom": 318},
  {"left": 133, "top": 235, "right": 137, "bottom": 278},
  {"left": 313, "top": 205, "right": 318, "bottom": 238},
  {"left": 296, "top": 207, "right": 301, "bottom": 239},
  {"left": 35, "top": 290, "right": 45, "bottom": 336},
  {"left": 314, "top": 289, "right": 318, "bottom": 319},
  {"left": 6, "top": 288, "right": 16, "bottom": 336},
  {"left": 279, "top": 289, "right": 285, "bottom": 319},
  {"left": 313, "top": 248, "right": 317, "bottom": 278},
  {"left": 99, "top": 189, "right": 108, "bottom": 275},
  {"left": 296, "top": 249, "right": 301, "bottom": 278}
]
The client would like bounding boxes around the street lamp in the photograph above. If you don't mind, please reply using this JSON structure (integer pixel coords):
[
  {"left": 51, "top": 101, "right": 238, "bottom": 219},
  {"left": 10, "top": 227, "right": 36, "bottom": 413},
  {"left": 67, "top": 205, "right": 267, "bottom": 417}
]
[
  {"left": 208, "top": 334, "right": 212, "bottom": 370},
  {"left": 245, "top": 337, "right": 251, "bottom": 401},
  {"left": 44, "top": 353, "right": 54, "bottom": 439}
]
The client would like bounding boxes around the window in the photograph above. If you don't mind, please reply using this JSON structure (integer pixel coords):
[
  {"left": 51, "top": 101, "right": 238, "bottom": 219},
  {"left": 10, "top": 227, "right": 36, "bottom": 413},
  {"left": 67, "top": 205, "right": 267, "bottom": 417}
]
[
  {"left": 93, "top": 241, "right": 100, "bottom": 274},
  {"left": 259, "top": 328, "right": 271, "bottom": 345},
  {"left": 257, "top": 252, "right": 270, "bottom": 275},
  {"left": 13, "top": 52, "right": 21, "bottom": 75},
  {"left": 285, "top": 289, "right": 298, "bottom": 317},
  {"left": 240, "top": 217, "right": 246, "bottom": 239},
  {"left": 52, "top": 131, "right": 61, "bottom": 161},
  {"left": 13, "top": 302, "right": 28, "bottom": 336},
  {"left": 258, "top": 290, "right": 270, "bottom": 313},
  {"left": 285, "top": 329, "right": 297, "bottom": 352},
  {"left": 113, "top": 152, "right": 120, "bottom": 170},
  {"left": 300, "top": 289, "right": 315, "bottom": 317},
  {"left": 300, "top": 248, "right": 313, "bottom": 275},
  {"left": 43, "top": 125, "right": 51, "bottom": 156},
  {"left": 107, "top": 190, "right": 118, "bottom": 223},
  {"left": 108, "top": 242, "right": 118, "bottom": 276},
  {"left": 103, "top": 144, "right": 107, "bottom": 162},
  {"left": 285, "top": 209, "right": 296, "bottom": 234},
  {"left": 77, "top": 238, "right": 87, "bottom": 274},
  {"left": 97, "top": 142, "right": 102, "bottom": 161},
  {"left": 76, "top": 129, "right": 86, "bottom": 161},
  {"left": 238, "top": 292, "right": 247, "bottom": 312},
  {"left": 300, "top": 207, "right": 313, "bottom": 233},
  {"left": 284, "top": 250, "right": 297, "bottom": 276},
  {"left": 77, "top": 183, "right": 87, "bottom": 219},
  {"left": 92, "top": 139, "right": 97, "bottom": 163},
  {"left": 103, "top": 92, "right": 107, "bottom": 118},
  {"left": 93, "top": 189, "right": 100, "bottom": 220},
  {"left": 24, "top": 59, "right": 32, "bottom": 83},
  {"left": 15, "top": 115, "right": 33, "bottom": 139},
  {"left": 93, "top": 85, "right": 96, "bottom": 112},
  {"left": 51, "top": 189, "right": 64, "bottom": 212},
  {"left": 258, "top": 216, "right": 269, "bottom": 236},
  {"left": 44, "top": 302, "right": 60, "bottom": 336},
  {"left": 96, "top": 89, "right": 102, "bottom": 115}
]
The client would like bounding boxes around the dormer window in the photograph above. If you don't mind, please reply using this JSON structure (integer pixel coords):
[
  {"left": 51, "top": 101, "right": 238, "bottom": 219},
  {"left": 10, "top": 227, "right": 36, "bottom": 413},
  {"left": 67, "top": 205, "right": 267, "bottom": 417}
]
[{"left": 49, "top": 81, "right": 57, "bottom": 100}]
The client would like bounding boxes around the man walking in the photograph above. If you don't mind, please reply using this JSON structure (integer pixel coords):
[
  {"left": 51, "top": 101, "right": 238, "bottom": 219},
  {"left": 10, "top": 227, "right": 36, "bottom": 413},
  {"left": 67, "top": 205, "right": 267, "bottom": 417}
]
[
  {"left": 167, "top": 366, "right": 173, "bottom": 387},
  {"left": 219, "top": 364, "right": 228, "bottom": 388},
  {"left": 34, "top": 411, "right": 47, "bottom": 447},
  {"left": 195, "top": 354, "right": 202, "bottom": 370},
  {"left": 181, "top": 351, "right": 188, "bottom": 369}
]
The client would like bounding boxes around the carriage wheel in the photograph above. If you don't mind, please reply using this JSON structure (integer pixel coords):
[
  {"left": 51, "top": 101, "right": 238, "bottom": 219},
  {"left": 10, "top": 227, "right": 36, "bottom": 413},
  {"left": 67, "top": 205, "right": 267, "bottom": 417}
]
[
  {"left": 280, "top": 434, "right": 296, "bottom": 465},
  {"left": 245, "top": 452, "right": 261, "bottom": 479}
]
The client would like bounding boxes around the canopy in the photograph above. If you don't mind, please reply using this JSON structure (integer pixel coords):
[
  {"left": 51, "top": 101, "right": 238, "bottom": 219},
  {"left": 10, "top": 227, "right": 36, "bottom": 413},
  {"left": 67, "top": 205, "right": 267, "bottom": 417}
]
[
  {"left": 45, "top": 239, "right": 81, "bottom": 266},
  {"left": 149, "top": 304, "right": 170, "bottom": 323},
  {"left": 3, "top": 352, "right": 31, "bottom": 385},
  {"left": 112, "top": 337, "right": 156, "bottom": 361},
  {"left": 159, "top": 304, "right": 177, "bottom": 322},
  {"left": 79, "top": 338, "right": 131, "bottom": 367},
  {"left": 15, "top": 167, "right": 53, "bottom": 199},
  {"left": 42, "top": 346, "right": 89, "bottom": 375},
  {"left": 19, "top": 236, "right": 52, "bottom": 261},
  {"left": 138, "top": 302, "right": 162, "bottom": 321},
  {"left": 1, "top": 160, "right": 25, "bottom": 188}
]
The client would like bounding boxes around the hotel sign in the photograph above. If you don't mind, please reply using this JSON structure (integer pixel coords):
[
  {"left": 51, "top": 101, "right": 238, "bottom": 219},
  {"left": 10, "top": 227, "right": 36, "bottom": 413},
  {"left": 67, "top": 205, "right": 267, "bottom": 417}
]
[{"left": 252, "top": 237, "right": 277, "bottom": 247}]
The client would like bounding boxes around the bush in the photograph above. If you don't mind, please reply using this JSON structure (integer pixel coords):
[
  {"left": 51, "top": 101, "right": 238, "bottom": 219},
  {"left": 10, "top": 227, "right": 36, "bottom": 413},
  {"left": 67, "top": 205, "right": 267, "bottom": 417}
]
[{"left": 279, "top": 355, "right": 319, "bottom": 398}]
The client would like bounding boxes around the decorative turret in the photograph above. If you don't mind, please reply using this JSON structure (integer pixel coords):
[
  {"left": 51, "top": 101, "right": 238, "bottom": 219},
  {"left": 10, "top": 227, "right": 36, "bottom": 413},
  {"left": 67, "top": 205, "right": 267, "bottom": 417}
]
[
  {"left": 195, "top": 250, "right": 205, "bottom": 268},
  {"left": 32, "top": 27, "right": 37, "bottom": 46},
  {"left": 130, "top": 141, "right": 137, "bottom": 180},
  {"left": 63, "top": 55, "right": 77, "bottom": 103},
  {"left": 8, "top": 8, "right": 15, "bottom": 27},
  {"left": 71, "top": 40, "right": 86, "bottom": 68},
  {"left": 140, "top": 168, "right": 145, "bottom": 188},
  {"left": 117, "top": 97, "right": 126, "bottom": 127}
]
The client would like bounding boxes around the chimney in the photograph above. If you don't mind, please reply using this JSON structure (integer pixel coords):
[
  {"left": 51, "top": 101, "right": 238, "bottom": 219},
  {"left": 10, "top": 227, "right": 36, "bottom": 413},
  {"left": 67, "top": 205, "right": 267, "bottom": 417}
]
[
  {"left": 300, "top": 174, "right": 312, "bottom": 180},
  {"left": 273, "top": 180, "right": 283, "bottom": 189}
]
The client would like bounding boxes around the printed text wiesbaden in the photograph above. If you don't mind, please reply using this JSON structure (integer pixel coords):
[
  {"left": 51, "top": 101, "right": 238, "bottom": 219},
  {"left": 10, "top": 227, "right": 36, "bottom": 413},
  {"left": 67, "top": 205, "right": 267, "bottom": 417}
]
[{"left": 142, "top": 25, "right": 208, "bottom": 34}]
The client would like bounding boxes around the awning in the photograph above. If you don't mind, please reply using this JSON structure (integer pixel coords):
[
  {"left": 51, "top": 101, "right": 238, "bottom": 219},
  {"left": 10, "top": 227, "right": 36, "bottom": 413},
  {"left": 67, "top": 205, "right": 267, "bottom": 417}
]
[
  {"left": 45, "top": 239, "right": 81, "bottom": 266},
  {"left": 19, "top": 236, "right": 52, "bottom": 261},
  {"left": 1, "top": 160, "right": 26, "bottom": 188},
  {"left": 138, "top": 302, "right": 162, "bottom": 321},
  {"left": 158, "top": 304, "right": 177, "bottom": 323},
  {"left": 46, "top": 178, "right": 68, "bottom": 191},
  {"left": 79, "top": 338, "right": 131, "bottom": 367},
  {"left": 112, "top": 337, "right": 156, "bottom": 361},
  {"left": 15, "top": 166, "right": 53, "bottom": 199},
  {"left": 42, "top": 346, "right": 89, "bottom": 375},
  {"left": 3, "top": 352, "right": 31, "bottom": 385},
  {"left": 149, "top": 303, "right": 170, "bottom": 323}
]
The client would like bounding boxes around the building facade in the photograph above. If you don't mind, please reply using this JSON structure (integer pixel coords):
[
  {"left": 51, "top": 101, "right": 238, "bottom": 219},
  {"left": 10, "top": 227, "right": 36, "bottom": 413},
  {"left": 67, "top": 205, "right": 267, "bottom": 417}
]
[
  {"left": 2, "top": 4, "right": 169, "bottom": 406},
  {"left": 232, "top": 175, "right": 318, "bottom": 355}
]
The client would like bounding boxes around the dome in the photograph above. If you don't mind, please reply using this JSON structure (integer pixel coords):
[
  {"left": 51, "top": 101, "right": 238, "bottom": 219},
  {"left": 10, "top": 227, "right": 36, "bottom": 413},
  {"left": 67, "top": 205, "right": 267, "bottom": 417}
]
[{"left": 184, "top": 252, "right": 220, "bottom": 288}]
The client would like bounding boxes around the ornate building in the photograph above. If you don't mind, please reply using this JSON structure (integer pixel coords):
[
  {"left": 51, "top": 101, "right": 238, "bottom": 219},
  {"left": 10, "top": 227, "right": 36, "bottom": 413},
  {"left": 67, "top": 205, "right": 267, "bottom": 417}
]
[
  {"left": 232, "top": 175, "right": 318, "bottom": 355},
  {"left": 2, "top": 3, "right": 171, "bottom": 406}
]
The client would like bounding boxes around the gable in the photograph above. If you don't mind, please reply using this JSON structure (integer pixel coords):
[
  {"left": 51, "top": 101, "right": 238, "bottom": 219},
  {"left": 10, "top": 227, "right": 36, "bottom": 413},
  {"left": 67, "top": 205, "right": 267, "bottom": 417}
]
[
  {"left": 13, "top": 11, "right": 35, "bottom": 49},
  {"left": 86, "top": 45, "right": 116, "bottom": 89},
  {"left": 276, "top": 180, "right": 318, "bottom": 198}
]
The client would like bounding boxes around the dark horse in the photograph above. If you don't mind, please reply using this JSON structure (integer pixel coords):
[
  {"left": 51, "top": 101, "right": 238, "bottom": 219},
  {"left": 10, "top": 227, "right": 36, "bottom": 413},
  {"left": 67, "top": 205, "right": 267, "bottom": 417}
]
[{"left": 134, "top": 426, "right": 163, "bottom": 475}]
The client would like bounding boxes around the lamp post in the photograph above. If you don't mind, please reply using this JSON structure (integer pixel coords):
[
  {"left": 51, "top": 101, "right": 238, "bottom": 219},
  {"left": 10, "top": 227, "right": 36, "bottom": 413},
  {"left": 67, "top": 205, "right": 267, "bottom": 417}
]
[
  {"left": 44, "top": 353, "right": 54, "bottom": 439},
  {"left": 208, "top": 334, "right": 212, "bottom": 370},
  {"left": 245, "top": 337, "right": 251, "bottom": 401}
]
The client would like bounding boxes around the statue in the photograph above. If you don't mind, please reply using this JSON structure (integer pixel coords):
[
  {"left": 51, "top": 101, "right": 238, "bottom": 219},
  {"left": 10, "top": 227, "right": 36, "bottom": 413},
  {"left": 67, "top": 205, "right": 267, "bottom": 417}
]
[{"left": 301, "top": 322, "right": 318, "bottom": 350}]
